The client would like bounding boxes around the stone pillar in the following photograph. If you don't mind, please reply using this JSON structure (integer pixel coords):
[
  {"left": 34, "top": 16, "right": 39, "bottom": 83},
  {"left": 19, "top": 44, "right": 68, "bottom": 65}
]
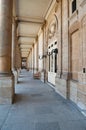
[
  {"left": 26, "top": 56, "right": 29, "bottom": 71},
  {"left": 36, "top": 36, "right": 39, "bottom": 72},
  {"left": 12, "top": 19, "right": 15, "bottom": 72},
  {"left": 12, "top": 18, "right": 18, "bottom": 84},
  {"left": 32, "top": 45, "right": 34, "bottom": 74},
  {"left": 29, "top": 50, "right": 32, "bottom": 70},
  {"left": 30, "top": 50, "right": 32, "bottom": 70},
  {"left": 15, "top": 42, "right": 21, "bottom": 82},
  {"left": 42, "top": 22, "right": 47, "bottom": 82},
  {"left": 0, "top": 0, "right": 14, "bottom": 104}
]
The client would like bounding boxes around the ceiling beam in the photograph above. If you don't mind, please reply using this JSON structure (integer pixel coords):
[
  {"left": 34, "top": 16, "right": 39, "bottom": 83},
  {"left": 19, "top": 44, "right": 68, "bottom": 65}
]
[
  {"left": 21, "top": 50, "right": 30, "bottom": 52},
  {"left": 19, "top": 44, "right": 33, "bottom": 48},
  {"left": 21, "top": 55, "right": 29, "bottom": 57},
  {"left": 17, "top": 34, "right": 36, "bottom": 38},
  {"left": 21, "top": 49, "right": 30, "bottom": 51},
  {"left": 20, "top": 47, "right": 31, "bottom": 49},
  {"left": 21, "top": 52, "right": 29, "bottom": 55},
  {"left": 16, "top": 16, "right": 44, "bottom": 24},
  {"left": 19, "top": 42, "right": 33, "bottom": 45},
  {"left": 21, "top": 53, "right": 29, "bottom": 56}
]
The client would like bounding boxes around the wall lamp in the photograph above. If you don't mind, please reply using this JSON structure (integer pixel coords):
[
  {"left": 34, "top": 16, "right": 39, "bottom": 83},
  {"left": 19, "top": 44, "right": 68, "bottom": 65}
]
[
  {"left": 38, "top": 49, "right": 58, "bottom": 59},
  {"left": 39, "top": 54, "right": 47, "bottom": 59}
]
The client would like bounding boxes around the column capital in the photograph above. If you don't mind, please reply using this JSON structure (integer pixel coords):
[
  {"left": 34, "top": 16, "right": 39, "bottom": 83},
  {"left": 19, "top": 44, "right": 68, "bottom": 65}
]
[
  {"left": 12, "top": 17, "right": 18, "bottom": 29},
  {"left": 36, "top": 35, "right": 38, "bottom": 42},
  {"left": 41, "top": 20, "right": 47, "bottom": 30},
  {"left": 56, "top": 0, "right": 59, "bottom": 3}
]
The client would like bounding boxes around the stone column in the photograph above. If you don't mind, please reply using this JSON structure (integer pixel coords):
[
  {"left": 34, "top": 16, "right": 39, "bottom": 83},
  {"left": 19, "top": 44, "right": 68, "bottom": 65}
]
[
  {"left": 29, "top": 50, "right": 32, "bottom": 70},
  {"left": 32, "top": 45, "right": 34, "bottom": 74},
  {"left": 36, "top": 36, "right": 39, "bottom": 72},
  {"left": 26, "top": 56, "right": 29, "bottom": 71},
  {"left": 12, "top": 18, "right": 18, "bottom": 84},
  {"left": 15, "top": 42, "right": 21, "bottom": 82},
  {"left": 42, "top": 22, "right": 46, "bottom": 82},
  {"left": 12, "top": 19, "right": 16, "bottom": 71},
  {"left": 0, "top": 0, "right": 14, "bottom": 104}
]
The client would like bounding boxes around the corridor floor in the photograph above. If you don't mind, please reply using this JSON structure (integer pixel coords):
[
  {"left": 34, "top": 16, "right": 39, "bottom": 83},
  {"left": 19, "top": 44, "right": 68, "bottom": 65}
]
[{"left": 0, "top": 70, "right": 86, "bottom": 130}]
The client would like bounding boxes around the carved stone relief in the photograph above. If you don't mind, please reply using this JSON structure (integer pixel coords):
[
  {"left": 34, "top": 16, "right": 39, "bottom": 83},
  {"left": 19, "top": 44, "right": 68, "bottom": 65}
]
[{"left": 48, "top": 20, "right": 56, "bottom": 39}]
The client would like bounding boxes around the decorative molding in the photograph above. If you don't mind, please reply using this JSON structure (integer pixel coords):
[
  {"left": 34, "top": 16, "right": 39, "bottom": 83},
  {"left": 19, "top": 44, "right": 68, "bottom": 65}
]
[
  {"left": 69, "top": 10, "right": 78, "bottom": 21},
  {"left": 81, "top": 14, "right": 86, "bottom": 26},
  {"left": 45, "top": 0, "right": 58, "bottom": 19},
  {"left": 41, "top": 20, "right": 47, "bottom": 30},
  {"left": 47, "top": 13, "right": 58, "bottom": 43},
  {"left": 69, "top": 20, "right": 80, "bottom": 34},
  {"left": 48, "top": 21, "right": 56, "bottom": 39}
]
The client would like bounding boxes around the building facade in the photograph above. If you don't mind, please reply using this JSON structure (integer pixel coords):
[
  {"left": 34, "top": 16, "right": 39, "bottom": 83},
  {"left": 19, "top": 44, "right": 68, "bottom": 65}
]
[{"left": 27, "top": 0, "right": 86, "bottom": 109}]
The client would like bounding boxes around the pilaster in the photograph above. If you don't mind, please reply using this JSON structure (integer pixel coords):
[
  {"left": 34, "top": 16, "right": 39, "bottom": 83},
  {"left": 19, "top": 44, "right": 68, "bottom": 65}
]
[{"left": 0, "top": 0, "right": 14, "bottom": 104}]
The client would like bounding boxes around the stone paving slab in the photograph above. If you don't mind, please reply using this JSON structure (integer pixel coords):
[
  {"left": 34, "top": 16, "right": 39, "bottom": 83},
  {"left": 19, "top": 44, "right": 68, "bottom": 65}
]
[
  {"left": 0, "top": 70, "right": 86, "bottom": 130},
  {"left": 35, "top": 122, "right": 60, "bottom": 130}
]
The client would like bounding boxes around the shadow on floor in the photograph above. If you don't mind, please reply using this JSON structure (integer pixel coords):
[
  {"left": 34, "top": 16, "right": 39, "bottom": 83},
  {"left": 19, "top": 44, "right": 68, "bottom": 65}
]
[
  {"left": 14, "top": 94, "right": 22, "bottom": 103},
  {"left": 19, "top": 75, "right": 29, "bottom": 78},
  {"left": 17, "top": 81, "right": 29, "bottom": 84}
]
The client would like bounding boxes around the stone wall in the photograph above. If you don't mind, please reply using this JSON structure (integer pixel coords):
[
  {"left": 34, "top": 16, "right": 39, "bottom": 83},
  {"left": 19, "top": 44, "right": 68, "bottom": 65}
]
[
  {"left": 55, "top": 0, "right": 86, "bottom": 109},
  {"left": 28, "top": 0, "right": 86, "bottom": 110},
  {"left": 55, "top": 0, "right": 69, "bottom": 99}
]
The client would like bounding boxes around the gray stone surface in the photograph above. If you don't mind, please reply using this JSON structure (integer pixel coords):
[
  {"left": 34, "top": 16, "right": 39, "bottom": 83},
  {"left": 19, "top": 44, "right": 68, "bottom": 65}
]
[
  {"left": 0, "top": 69, "right": 86, "bottom": 130},
  {"left": 35, "top": 122, "right": 60, "bottom": 130}
]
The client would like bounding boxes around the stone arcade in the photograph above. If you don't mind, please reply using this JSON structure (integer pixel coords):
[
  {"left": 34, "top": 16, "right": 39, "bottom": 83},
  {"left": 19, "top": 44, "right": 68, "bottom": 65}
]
[{"left": 0, "top": 0, "right": 86, "bottom": 110}]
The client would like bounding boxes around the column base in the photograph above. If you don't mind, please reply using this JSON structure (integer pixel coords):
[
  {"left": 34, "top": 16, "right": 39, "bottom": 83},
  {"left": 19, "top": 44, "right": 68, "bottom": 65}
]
[
  {"left": 40, "top": 70, "right": 46, "bottom": 83},
  {"left": 41, "top": 71, "right": 45, "bottom": 83},
  {"left": 0, "top": 75, "right": 14, "bottom": 104},
  {"left": 13, "top": 70, "right": 18, "bottom": 84},
  {"left": 55, "top": 77, "right": 69, "bottom": 99},
  {"left": 77, "top": 83, "right": 86, "bottom": 110}
]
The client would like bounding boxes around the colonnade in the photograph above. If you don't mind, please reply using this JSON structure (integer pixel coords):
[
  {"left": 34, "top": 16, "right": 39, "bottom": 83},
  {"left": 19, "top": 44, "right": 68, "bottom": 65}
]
[{"left": 0, "top": 0, "right": 21, "bottom": 104}]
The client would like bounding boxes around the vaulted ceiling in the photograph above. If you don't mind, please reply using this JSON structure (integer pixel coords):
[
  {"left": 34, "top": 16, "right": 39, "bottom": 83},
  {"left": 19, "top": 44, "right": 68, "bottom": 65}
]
[{"left": 13, "top": 0, "right": 53, "bottom": 58}]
